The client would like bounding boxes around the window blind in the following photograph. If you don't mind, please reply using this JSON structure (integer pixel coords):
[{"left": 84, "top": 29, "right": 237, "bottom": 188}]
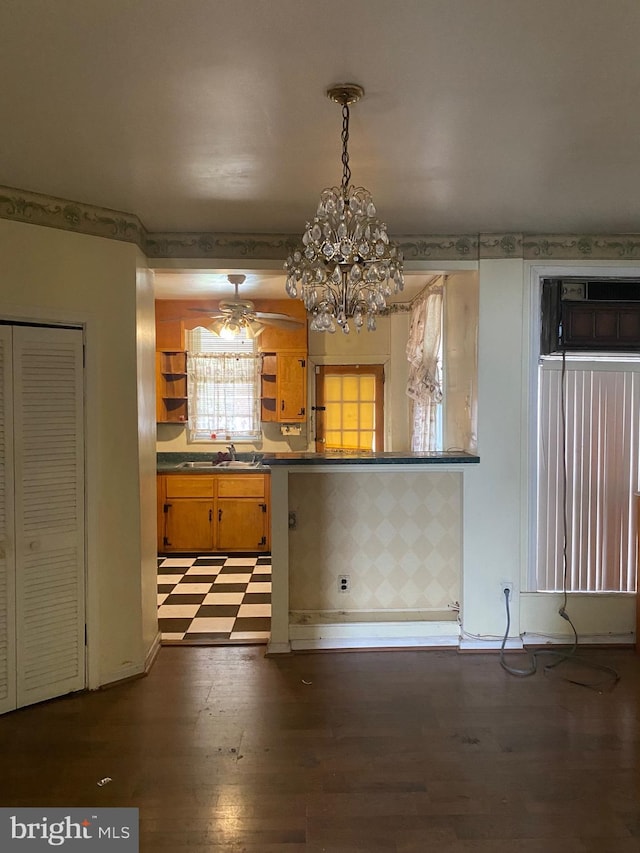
[{"left": 536, "top": 357, "right": 640, "bottom": 592}]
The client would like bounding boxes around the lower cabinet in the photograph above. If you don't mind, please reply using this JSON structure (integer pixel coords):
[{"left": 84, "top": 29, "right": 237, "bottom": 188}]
[{"left": 158, "top": 473, "right": 270, "bottom": 553}]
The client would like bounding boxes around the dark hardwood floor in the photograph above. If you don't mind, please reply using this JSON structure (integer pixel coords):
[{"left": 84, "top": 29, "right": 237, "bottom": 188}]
[{"left": 1, "top": 646, "right": 639, "bottom": 852}]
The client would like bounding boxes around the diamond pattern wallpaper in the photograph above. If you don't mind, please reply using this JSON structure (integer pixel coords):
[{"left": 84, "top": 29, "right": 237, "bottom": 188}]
[{"left": 288, "top": 472, "right": 461, "bottom": 617}]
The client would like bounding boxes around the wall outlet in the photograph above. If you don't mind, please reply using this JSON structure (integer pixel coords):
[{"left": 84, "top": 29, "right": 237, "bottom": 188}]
[
  {"left": 500, "top": 581, "right": 514, "bottom": 601},
  {"left": 338, "top": 575, "right": 350, "bottom": 593}
]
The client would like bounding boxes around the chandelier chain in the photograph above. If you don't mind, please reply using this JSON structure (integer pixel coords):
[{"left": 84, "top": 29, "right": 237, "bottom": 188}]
[{"left": 341, "top": 103, "right": 351, "bottom": 194}]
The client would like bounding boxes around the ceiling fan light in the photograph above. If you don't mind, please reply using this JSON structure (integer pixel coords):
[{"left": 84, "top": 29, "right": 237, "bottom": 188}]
[{"left": 220, "top": 319, "right": 241, "bottom": 339}]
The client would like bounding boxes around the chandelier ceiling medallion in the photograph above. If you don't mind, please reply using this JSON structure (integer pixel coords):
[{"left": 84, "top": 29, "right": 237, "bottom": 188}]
[{"left": 284, "top": 83, "right": 404, "bottom": 334}]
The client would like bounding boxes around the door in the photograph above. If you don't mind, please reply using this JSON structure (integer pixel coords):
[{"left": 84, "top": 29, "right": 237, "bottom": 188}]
[
  {"left": 314, "top": 365, "right": 384, "bottom": 452},
  {"left": 0, "top": 325, "right": 85, "bottom": 713},
  {"left": 0, "top": 328, "right": 16, "bottom": 714}
]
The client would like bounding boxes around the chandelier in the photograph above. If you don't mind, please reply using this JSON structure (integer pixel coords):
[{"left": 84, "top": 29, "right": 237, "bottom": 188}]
[{"left": 284, "top": 83, "right": 404, "bottom": 333}]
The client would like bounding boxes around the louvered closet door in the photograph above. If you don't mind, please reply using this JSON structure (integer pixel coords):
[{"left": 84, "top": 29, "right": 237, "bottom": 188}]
[
  {"left": 13, "top": 327, "right": 85, "bottom": 708},
  {"left": 0, "top": 328, "right": 17, "bottom": 714}
]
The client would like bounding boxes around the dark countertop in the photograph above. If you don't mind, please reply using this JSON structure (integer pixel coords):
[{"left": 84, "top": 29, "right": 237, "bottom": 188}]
[
  {"left": 262, "top": 451, "right": 479, "bottom": 466},
  {"left": 157, "top": 452, "right": 269, "bottom": 473},
  {"left": 157, "top": 451, "right": 479, "bottom": 472}
]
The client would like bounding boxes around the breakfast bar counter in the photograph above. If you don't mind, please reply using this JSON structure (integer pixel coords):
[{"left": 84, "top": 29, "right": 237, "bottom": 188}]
[{"left": 264, "top": 451, "right": 479, "bottom": 654}]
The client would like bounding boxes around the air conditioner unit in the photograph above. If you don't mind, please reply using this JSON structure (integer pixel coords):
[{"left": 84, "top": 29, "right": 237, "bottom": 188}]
[{"left": 541, "top": 278, "right": 640, "bottom": 353}]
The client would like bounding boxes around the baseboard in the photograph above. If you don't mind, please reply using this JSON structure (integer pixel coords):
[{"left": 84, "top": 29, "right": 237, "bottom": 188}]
[
  {"left": 521, "top": 632, "right": 635, "bottom": 646},
  {"left": 145, "top": 631, "right": 162, "bottom": 672},
  {"left": 459, "top": 637, "right": 525, "bottom": 651},
  {"left": 289, "top": 620, "right": 459, "bottom": 651},
  {"left": 98, "top": 661, "right": 146, "bottom": 689}
]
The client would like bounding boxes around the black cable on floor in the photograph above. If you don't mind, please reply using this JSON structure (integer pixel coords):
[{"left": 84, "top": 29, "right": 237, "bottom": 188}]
[{"left": 499, "top": 348, "right": 620, "bottom": 692}]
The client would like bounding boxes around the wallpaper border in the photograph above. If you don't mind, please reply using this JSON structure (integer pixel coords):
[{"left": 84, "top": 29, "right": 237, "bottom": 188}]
[{"left": 2, "top": 185, "right": 640, "bottom": 263}]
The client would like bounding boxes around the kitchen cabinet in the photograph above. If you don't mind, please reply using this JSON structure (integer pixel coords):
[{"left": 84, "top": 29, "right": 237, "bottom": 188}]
[
  {"left": 162, "top": 475, "right": 215, "bottom": 552},
  {"left": 158, "top": 472, "right": 270, "bottom": 553},
  {"left": 217, "top": 475, "right": 269, "bottom": 551},
  {"left": 156, "top": 350, "right": 188, "bottom": 424},
  {"left": 261, "top": 351, "right": 307, "bottom": 423}
]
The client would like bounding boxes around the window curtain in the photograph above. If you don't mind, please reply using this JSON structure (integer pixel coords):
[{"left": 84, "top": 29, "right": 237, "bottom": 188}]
[
  {"left": 187, "top": 353, "right": 261, "bottom": 440},
  {"left": 406, "top": 279, "right": 444, "bottom": 451}
]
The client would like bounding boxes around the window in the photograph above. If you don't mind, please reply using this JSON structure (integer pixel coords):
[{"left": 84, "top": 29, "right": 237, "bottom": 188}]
[{"left": 185, "top": 327, "right": 261, "bottom": 442}]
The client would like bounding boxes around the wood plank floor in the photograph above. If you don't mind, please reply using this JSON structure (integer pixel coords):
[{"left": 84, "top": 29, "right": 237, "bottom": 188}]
[{"left": 0, "top": 647, "right": 639, "bottom": 852}]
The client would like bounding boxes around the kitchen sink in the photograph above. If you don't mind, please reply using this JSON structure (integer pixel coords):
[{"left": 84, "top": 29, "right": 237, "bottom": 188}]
[
  {"left": 178, "top": 460, "right": 261, "bottom": 469},
  {"left": 179, "top": 461, "right": 217, "bottom": 468}
]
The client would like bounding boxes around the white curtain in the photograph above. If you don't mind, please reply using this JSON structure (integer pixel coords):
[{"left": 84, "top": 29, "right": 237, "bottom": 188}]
[
  {"left": 406, "top": 279, "right": 444, "bottom": 451},
  {"left": 187, "top": 353, "right": 260, "bottom": 440}
]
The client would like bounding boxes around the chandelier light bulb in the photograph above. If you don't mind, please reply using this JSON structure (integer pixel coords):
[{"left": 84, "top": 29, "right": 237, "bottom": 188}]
[{"left": 285, "top": 83, "right": 404, "bottom": 334}]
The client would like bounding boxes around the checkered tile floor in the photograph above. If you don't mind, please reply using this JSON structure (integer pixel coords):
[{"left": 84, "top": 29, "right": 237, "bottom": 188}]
[{"left": 157, "top": 554, "right": 271, "bottom": 644}]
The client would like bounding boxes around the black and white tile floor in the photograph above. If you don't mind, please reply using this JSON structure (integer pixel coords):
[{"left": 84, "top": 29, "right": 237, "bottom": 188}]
[{"left": 157, "top": 554, "right": 271, "bottom": 644}]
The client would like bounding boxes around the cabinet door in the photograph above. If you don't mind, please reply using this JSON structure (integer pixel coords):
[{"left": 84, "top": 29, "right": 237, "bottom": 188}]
[
  {"left": 216, "top": 499, "right": 268, "bottom": 551},
  {"left": 278, "top": 353, "right": 307, "bottom": 422},
  {"left": 164, "top": 500, "right": 214, "bottom": 552}
]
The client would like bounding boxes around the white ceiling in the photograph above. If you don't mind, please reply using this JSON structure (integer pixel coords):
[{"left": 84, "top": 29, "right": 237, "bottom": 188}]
[{"left": 2, "top": 0, "right": 640, "bottom": 299}]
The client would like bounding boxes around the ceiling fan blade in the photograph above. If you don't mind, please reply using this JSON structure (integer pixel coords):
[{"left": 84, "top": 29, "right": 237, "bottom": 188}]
[{"left": 254, "top": 313, "right": 305, "bottom": 329}]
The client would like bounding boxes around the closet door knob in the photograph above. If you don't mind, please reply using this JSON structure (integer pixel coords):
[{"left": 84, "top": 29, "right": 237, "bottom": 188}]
[{"left": 29, "top": 540, "right": 41, "bottom": 552}]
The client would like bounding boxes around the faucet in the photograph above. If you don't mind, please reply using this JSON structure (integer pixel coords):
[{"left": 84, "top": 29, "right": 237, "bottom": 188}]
[{"left": 227, "top": 444, "right": 236, "bottom": 460}]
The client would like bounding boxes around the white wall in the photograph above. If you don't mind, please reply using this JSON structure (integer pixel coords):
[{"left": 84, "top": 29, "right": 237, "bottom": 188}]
[
  {"left": 462, "top": 259, "right": 526, "bottom": 641},
  {"left": 136, "top": 262, "right": 161, "bottom": 661},
  {"left": 0, "top": 219, "right": 157, "bottom": 686},
  {"left": 462, "top": 259, "right": 636, "bottom": 646}
]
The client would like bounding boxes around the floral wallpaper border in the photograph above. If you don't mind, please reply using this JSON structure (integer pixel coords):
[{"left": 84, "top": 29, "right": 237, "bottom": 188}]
[
  {"left": 0, "top": 185, "right": 145, "bottom": 248},
  {"left": 2, "top": 185, "right": 640, "bottom": 263}
]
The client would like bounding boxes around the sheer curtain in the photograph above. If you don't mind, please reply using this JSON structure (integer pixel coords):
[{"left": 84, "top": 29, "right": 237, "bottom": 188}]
[
  {"left": 187, "top": 353, "right": 261, "bottom": 441},
  {"left": 406, "top": 279, "right": 444, "bottom": 451}
]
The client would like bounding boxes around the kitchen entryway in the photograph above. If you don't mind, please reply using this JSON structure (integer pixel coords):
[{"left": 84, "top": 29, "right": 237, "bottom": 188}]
[{"left": 157, "top": 552, "right": 271, "bottom": 644}]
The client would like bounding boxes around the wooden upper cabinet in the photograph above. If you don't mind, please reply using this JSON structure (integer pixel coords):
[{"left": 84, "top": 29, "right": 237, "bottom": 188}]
[
  {"left": 277, "top": 352, "right": 307, "bottom": 422},
  {"left": 257, "top": 299, "right": 308, "bottom": 351}
]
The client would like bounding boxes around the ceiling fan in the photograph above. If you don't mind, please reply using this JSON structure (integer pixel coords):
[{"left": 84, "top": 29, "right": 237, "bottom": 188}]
[{"left": 189, "top": 274, "right": 304, "bottom": 339}]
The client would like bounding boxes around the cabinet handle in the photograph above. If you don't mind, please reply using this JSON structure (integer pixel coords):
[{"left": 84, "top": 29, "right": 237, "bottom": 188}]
[
  {"left": 218, "top": 508, "right": 222, "bottom": 522},
  {"left": 298, "top": 407, "right": 305, "bottom": 416},
  {"left": 281, "top": 400, "right": 285, "bottom": 411},
  {"left": 209, "top": 509, "right": 212, "bottom": 522}
]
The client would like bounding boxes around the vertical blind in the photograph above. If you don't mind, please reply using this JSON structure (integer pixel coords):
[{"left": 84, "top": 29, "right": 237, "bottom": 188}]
[{"left": 537, "top": 358, "right": 640, "bottom": 592}]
